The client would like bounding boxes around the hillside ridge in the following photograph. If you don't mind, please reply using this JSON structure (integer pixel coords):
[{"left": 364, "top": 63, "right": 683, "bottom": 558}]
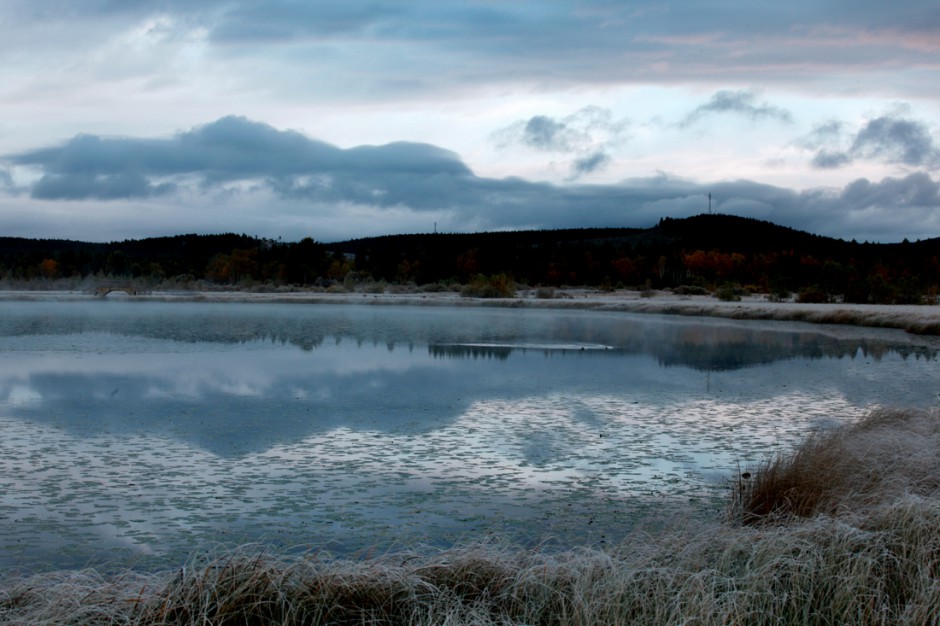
[{"left": 2, "top": 214, "right": 938, "bottom": 304}]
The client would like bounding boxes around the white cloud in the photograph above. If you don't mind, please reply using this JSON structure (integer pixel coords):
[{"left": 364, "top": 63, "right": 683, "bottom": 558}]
[{"left": 0, "top": 1, "right": 939, "bottom": 242}]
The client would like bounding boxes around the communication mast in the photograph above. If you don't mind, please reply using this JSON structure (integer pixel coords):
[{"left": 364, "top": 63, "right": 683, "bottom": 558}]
[{"left": 708, "top": 193, "right": 712, "bottom": 214}]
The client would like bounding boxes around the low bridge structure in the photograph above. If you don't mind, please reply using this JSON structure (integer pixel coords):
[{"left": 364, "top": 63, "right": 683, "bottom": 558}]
[{"left": 94, "top": 285, "right": 140, "bottom": 297}]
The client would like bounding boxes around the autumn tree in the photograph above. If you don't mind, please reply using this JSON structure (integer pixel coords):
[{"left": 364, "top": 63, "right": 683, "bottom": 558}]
[{"left": 39, "top": 258, "right": 58, "bottom": 279}]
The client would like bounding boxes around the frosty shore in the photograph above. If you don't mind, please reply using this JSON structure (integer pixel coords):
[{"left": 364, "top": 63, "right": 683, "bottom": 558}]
[{"left": 5, "top": 287, "right": 939, "bottom": 336}]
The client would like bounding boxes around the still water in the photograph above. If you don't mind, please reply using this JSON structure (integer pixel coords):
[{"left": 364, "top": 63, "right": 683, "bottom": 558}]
[{"left": 1, "top": 299, "right": 939, "bottom": 572}]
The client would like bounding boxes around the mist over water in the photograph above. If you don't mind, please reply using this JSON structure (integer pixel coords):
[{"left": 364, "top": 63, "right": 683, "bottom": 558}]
[{"left": 1, "top": 300, "right": 938, "bottom": 572}]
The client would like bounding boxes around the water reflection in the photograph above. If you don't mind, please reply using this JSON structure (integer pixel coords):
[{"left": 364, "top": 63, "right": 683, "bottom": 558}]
[
  {"left": 428, "top": 343, "right": 615, "bottom": 360},
  {"left": 0, "top": 300, "right": 936, "bottom": 369},
  {"left": 1, "top": 301, "right": 939, "bottom": 454},
  {"left": 1, "top": 300, "right": 940, "bottom": 572}
]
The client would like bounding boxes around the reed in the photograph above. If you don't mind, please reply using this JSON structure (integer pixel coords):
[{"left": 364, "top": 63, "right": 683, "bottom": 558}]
[
  {"left": 2, "top": 408, "right": 939, "bottom": 625},
  {"left": 732, "top": 407, "right": 940, "bottom": 523}
]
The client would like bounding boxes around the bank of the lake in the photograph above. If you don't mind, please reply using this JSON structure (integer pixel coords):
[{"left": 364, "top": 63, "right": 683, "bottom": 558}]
[
  {"left": 2, "top": 408, "right": 938, "bottom": 625},
  {"left": 1, "top": 294, "right": 939, "bottom": 624},
  {"left": 4, "top": 287, "right": 940, "bottom": 336}
]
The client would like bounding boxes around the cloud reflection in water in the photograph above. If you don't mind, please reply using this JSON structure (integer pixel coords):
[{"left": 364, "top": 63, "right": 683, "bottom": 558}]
[{"left": 1, "top": 300, "right": 940, "bottom": 571}]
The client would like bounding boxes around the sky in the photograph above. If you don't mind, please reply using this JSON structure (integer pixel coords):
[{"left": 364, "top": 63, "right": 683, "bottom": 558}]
[{"left": 1, "top": 1, "right": 939, "bottom": 244}]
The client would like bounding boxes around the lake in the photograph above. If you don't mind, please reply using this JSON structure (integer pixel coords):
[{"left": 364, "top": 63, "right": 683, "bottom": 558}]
[{"left": 1, "top": 298, "right": 939, "bottom": 573}]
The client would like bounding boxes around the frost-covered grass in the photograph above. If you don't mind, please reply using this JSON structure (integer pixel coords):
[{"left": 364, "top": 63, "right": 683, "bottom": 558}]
[
  {"left": 580, "top": 293, "right": 940, "bottom": 336},
  {"left": 732, "top": 408, "right": 940, "bottom": 522},
  {"left": 2, "top": 408, "right": 940, "bottom": 625}
]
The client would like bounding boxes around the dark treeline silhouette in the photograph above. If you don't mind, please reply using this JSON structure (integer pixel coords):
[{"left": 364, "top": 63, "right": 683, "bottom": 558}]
[{"left": 2, "top": 214, "right": 939, "bottom": 304}]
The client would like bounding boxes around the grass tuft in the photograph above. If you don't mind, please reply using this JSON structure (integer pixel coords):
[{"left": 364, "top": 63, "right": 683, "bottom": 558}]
[
  {"left": 732, "top": 408, "right": 940, "bottom": 523},
  {"left": 3, "top": 408, "right": 940, "bottom": 624}
]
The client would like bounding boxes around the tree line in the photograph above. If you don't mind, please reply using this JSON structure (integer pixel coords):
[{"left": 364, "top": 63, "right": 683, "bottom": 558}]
[{"left": 2, "top": 214, "right": 939, "bottom": 304}]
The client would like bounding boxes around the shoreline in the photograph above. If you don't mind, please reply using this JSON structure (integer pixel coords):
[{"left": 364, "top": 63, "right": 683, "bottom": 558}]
[
  {"left": 2, "top": 293, "right": 939, "bottom": 622},
  {"left": 2, "top": 409, "right": 938, "bottom": 624},
  {"left": 3, "top": 287, "right": 940, "bottom": 336}
]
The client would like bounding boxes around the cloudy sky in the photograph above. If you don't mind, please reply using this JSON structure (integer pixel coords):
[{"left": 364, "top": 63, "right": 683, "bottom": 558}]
[{"left": 1, "top": 1, "right": 939, "bottom": 243}]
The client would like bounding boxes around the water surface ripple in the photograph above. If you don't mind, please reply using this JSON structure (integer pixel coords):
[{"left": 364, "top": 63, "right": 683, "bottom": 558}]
[{"left": 1, "top": 300, "right": 938, "bottom": 572}]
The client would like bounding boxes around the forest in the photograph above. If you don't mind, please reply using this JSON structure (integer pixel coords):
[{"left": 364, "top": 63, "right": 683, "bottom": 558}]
[{"left": 2, "top": 214, "right": 939, "bottom": 305}]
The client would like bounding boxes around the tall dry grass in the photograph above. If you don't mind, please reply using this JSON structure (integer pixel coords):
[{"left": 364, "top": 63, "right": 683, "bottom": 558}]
[
  {"left": 2, "top": 408, "right": 939, "bottom": 625},
  {"left": 732, "top": 407, "right": 940, "bottom": 523}
]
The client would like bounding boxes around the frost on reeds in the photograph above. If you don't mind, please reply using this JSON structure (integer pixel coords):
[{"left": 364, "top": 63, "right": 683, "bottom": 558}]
[
  {"left": 2, "top": 408, "right": 940, "bottom": 625},
  {"left": 732, "top": 407, "right": 940, "bottom": 522}
]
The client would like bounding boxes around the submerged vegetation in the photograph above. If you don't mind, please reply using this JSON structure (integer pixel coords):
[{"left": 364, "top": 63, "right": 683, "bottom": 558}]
[
  {"left": 3, "top": 214, "right": 940, "bottom": 304},
  {"left": 2, "top": 408, "right": 939, "bottom": 624}
]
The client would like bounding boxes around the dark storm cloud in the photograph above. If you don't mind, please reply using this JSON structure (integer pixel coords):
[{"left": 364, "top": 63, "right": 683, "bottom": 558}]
[
  {"left": 791, "top": 172, "right": 940, "bottom": 242},
  {"left": 801, "top": 121, "right": 845, "bottom": 150},
  {"left": 801, "top": 121, "right": 851, "bottom": 168},
  {"left": 807, "top": 115, "right": 940, "bottom": 170},
  {"left": 840, "top": 172, "right": 940, "bottom": 208},
  {"left": 812, "top": 151, "right": 853, "bottom": 169},
  {"left": 850, "top": 116, "right": 938, "bottom": 166},
  {"left": 7, "top": 116, "right": 940, "bottom": 242},
  {"left": 495, "top": 107, "right": 628, "bottom": 154},
  {"left": 450, "top": 172, "right": 940, "bottom": 241},
  {"left": 493, "top": 107, "right": 627, "bottom": 179},
  {"left": 680, "top": 90, "right": 793, "bottom": 127},
  {"left": 31, "top": 172, "right": 175, "bottom": 200},
  {"left": 9, "top": 116, "right": 470, "bottom": 201},
  {"left": 522, "top": 116, "right": 572, "bottom": 151},
  {"left": 571, "top": 152, "right": 611, "bottom": 176}
]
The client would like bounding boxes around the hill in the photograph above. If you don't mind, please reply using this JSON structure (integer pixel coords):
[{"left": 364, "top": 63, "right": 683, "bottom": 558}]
[
  {"left": 1, "top": 214, "right": 939, "bottom": 304},
  {"left": 329, "top": 215, "right": 939, "bottom": 303}
]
